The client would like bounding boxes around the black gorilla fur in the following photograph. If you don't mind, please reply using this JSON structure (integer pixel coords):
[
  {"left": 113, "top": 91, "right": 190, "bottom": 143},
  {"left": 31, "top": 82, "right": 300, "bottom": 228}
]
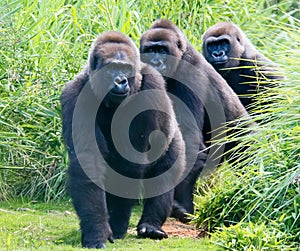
[
  {"left": 61, "top": 31, "right": 185, "bottom": 248},
  {"left": 140, "top": 19, "right": 250, "bottom": 223}
]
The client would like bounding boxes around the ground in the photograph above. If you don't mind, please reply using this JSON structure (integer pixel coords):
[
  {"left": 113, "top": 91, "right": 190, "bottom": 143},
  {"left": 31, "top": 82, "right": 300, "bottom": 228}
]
[
  {"left": 0, "top": 200, "right": 218, "bottom": 251},
  {"left": 127, "top": 217, "right": 202, "bottom": 238},
  {"left": 163, "top": 218, "right": 201, "bottom": 238}
]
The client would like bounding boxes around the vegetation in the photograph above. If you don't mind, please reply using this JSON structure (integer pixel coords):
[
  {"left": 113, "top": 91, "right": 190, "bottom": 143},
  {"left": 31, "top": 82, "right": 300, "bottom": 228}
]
[
  {"left": 0, "top": 200, "right": 215, "bottom": 250},
  {"left": 0, "top": 0, "right": 299, "bottom": 250},
  {"left": 193, "top": 10, "right": 300, "bottom": 250}
]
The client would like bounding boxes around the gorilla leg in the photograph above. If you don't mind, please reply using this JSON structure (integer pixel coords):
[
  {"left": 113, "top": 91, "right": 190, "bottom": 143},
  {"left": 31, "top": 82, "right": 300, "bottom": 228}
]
[
  {"left": 68, "top": 167, "right": 112, "bottom": 248},
  {"left": 106, "top": 193, "right": 136, "bottom": 239},
  {"left": 171, "top": 106, "right": 207, "bottom": 222},
  {"left": 137, "top": 190, "right": 173, "bottom": 239},
  {"left": 172, "top": 151, "right": 207, "bottom": 222}
]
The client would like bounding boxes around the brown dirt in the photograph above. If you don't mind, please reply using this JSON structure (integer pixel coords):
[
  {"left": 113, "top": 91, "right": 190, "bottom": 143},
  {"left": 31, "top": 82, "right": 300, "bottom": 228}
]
[
  {"left": 128, "top": 218, "right": 207, "bottom": 238},
  {"left": 162, "top": 218, "right": 203, "bottom": 238}
]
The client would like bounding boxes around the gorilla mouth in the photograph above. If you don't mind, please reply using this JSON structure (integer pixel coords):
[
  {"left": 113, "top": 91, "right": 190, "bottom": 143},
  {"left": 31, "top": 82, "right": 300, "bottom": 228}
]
[
  {"left": 157, "top": 64, "right": 167, "bottom": 73},
  {"left": 212, "top": 59, "right": 228, "bottom": 65},
  {"left": 108, "top": 91, "right": 129, "bottom": 105},
  {"left": 111, "top": 91, "right": 129, "bottom": 96}
]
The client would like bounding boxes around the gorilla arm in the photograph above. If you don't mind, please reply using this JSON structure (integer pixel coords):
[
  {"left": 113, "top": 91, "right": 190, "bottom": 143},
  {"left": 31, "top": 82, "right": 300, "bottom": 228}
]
[{"left": 61, "top": 70, "right": 113, "bottom": 248}]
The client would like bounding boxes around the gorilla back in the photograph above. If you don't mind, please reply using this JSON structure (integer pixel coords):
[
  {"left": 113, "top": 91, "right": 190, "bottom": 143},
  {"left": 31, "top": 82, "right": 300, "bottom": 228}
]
[
  {"left": 140, "top": 19, "right": 250, "bottom": 223},
  {"left": 61, "top": 31, "right": 185, "bottom": 248}
]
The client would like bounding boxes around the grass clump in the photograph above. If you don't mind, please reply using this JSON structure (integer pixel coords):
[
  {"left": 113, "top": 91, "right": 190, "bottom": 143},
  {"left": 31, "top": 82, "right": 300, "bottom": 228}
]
[
  {"left": 194, "top": 21, "right": 300, "bottom": 250},
  {"left": 212, "top": 222, "right": 294, "bottom": 251}
]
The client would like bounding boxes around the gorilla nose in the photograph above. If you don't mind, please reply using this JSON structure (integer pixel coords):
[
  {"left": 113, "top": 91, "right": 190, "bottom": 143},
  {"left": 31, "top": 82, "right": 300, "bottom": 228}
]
[
  {"left": 114, "top": 75, "right": 128, "bottom": 85},
  {"left": 112, "top": 76, "right": 129, "bottom": 94},
  {"left": 150, "top": 58, "right": 166, "bottom": 73},
  {"left": 212, "top": 50, "right": 225, "bottom": 58},
  {"left": 150, "top": 58, "right": 163, "bottom": 67}
]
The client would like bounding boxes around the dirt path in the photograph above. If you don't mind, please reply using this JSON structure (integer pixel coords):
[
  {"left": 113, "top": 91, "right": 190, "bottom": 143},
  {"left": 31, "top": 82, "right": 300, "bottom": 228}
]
[
  {"left": 128, "top": 218, "right": 205, "bottom": 238},
  {"left": 162, "top": 218, "right": 200, "bottom": 238}
]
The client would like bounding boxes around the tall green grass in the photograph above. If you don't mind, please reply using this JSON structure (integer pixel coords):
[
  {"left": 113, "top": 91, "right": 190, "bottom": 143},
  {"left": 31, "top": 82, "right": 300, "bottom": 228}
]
[
  {"left": 0, "top": 0, "right": 297, "bottom": 200},
  {"left": 194, "top": 21, "right": 300, "bottom": 250}
]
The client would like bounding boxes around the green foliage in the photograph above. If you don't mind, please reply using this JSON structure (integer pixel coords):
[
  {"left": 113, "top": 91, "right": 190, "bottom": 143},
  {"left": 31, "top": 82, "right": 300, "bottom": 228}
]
[
  {"left": 212, "top": 222, "right": 295, "bottom": 251},
  {"left": 194, "top": 19, "right": 300, "bottom": 251},
  {"left": 193, "top": 166, "right": 244, "bottom": 231}
]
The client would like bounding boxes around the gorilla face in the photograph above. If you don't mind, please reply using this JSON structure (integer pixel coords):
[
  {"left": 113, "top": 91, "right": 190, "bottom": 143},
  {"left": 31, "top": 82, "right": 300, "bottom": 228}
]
[
  {"left": 204, "top": 35, "right": 231, "bottom": 68},
  {"left": 140, "top": 27, "right": 185, "bottom": 77},
  {"left": 91, "top": 59, "right": 133, "bottom": 106},
  {"left": 202, "top": 22, "right": 245, "bottom": 71},
  {"left": 88, "top": 39, "right": 138, "bottom": 106},
  {"left": 141, "top": 41, "right": 169, "bottom": 74},
  {"left": 104, "top": 62, "right": 132, "bottom": 105}
]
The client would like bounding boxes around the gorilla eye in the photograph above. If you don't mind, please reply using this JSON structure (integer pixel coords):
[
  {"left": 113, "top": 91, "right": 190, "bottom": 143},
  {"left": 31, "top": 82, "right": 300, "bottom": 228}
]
[
  {"left": 148, "top": 47, "right": 154, "bottom": 53},
  {"left": 144, "top": 46, "right": 155, "bottom": 53},
  {"left": 159, "top": 47, "right": 168, "bottom": 54},
  {"left": 176, "top": 40, "right": 182, "bottom": 50},
  {"left": 145, "top": 45, "right": 168, "bottom": 54}
]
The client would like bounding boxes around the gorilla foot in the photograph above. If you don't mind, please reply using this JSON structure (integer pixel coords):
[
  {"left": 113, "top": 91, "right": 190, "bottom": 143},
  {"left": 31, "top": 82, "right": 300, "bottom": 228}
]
[
  {"left": 170, "top": 202, "right": 191, "bottom": 223},
  {"left": 137, "top": 223, "right": 168, "bottom": 240},
  {"left": 82, "top": 233, "right": 114, "bottom": 249},
  {"left": 83, "top": 243, "right": 106, "bottom": 249},
  {"left": 112, "top": 232, "right": 126, "bottom": 239}
]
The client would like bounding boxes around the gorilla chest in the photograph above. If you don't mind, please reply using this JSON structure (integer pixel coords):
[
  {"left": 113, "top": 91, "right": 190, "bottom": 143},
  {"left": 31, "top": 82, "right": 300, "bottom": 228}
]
[{"left": 97, "top": 107, "right": 156, "bottom": 155}]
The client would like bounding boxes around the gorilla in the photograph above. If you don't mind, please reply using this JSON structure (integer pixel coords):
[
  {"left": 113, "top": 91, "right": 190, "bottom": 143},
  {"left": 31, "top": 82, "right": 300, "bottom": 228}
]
[
  {"left": 140, "top": 19, "right": 250, "bottom": 223},
  {"left": 61, "top": 31, "right": 186, "bottom": 248},
  {"left": 202, "top": 21, "right": 282, "bottom": 110}
]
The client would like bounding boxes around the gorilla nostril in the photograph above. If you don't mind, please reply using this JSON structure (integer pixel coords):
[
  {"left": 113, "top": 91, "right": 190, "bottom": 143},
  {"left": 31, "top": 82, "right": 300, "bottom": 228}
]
[
  {"left": 123, "top": 84, "right": 130, "bottom": 92},
  {"left": 119, "top": 79, "right": 128, "bottom": 86},
  {"left": 114, "top": 76, "right": 122, "bottom": 84},
  {"left": 212, "top": 50, "right": 225, "bottom": 58},
  {"left": 112, "top": 76, "right": 129, "bottom": 94},
  {"left": 114, "top": 76, "right": 128, "bottom": 86},
  {"left": 150, "top": 58, "right": 162, "bottom": 67}
]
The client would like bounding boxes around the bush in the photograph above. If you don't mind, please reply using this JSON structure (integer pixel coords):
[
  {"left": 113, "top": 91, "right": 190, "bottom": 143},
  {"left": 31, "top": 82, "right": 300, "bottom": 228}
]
[
  {"left": 194, "top": 20, "right": 300, "bottom": 250},
  {"left": 212, "top": 222, "right": 295, "bottom": 251}
]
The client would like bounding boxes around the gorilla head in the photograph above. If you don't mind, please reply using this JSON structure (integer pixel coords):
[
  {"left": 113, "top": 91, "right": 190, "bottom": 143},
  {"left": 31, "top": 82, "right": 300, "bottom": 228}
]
[
  {"left": 140, "top": 19, "right": 187, "bottom": 76},
  {"left": 202, "top": 21, "right": 282, "bottom": 109},
  {"left": 88, "top": 31, "right": 142, "bottom": 106},
  {"left": 202, "top": 21, "right": 247, "bottom": 71}
]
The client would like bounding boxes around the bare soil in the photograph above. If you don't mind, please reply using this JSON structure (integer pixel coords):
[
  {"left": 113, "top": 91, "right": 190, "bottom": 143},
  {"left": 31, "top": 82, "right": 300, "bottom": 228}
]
[
  {"left": 128, "top": 218, "right": 206, "bottom": 238},
  {"left": 162, "top": 218, "right": 201, "bottom": 238}
]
